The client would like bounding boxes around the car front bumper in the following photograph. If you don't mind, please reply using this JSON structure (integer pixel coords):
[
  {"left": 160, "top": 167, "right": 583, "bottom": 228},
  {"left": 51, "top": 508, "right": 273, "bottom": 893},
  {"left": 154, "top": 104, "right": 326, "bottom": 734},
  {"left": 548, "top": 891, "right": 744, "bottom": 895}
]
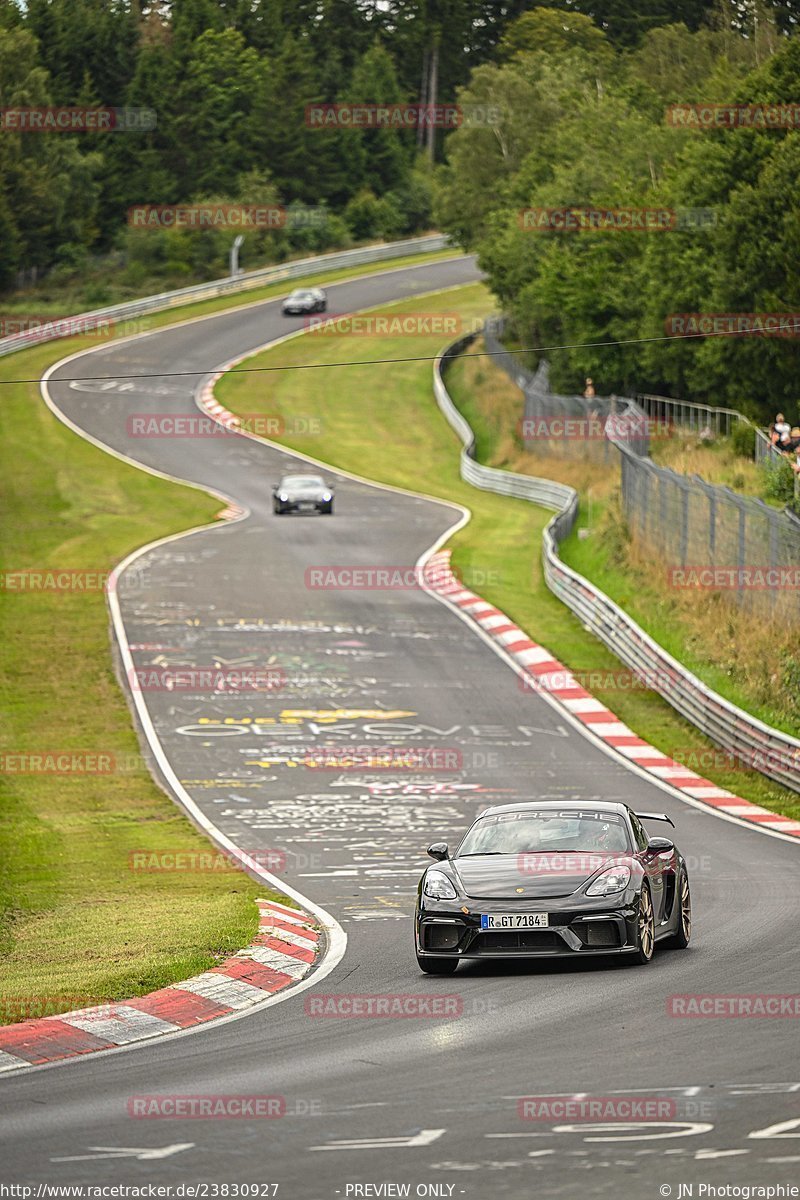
[
  {"left": 275, "top": 499, "right": 329, "bottom": 511},
  {"left": 416, "top": 894, "right": 640, "bottom": 959}
]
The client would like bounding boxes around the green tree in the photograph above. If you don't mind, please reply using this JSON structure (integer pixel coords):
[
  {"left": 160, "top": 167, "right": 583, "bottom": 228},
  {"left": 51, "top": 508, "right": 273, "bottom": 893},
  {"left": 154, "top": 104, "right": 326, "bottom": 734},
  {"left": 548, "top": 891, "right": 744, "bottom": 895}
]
[
  {"left": 172, "top": 29, "right": 262, "bottom": 196},
  {"left": 539, "top": 0, "right": 718, "bottom": 47},
  {"left": 0, "top": 24, "right": 101, "bottom": 280},
  {"left": 24, "top": 0, "right": 139, "bottom": 104},
  {"left": 346, "top": 40, "right": 410, "bottom": 195},
  {"left": 497, "top": 7, "right": 615, "bottom": 62},
  {"left": 0, "top": 190, "right": 20, "bottom": 289},
  {"left": 249, "top": 33, "right": 347, "bottom": 204}
]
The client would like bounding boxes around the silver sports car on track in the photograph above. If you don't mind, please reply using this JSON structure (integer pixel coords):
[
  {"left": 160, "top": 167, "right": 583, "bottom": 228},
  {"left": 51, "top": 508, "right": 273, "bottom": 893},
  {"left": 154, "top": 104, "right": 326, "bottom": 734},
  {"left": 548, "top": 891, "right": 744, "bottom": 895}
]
[
  {"left": 415, "top": 799, "right": 691, "bottom": 973},
  {"left": 272, "top": 473, "right": 334, "bottom": 515}
]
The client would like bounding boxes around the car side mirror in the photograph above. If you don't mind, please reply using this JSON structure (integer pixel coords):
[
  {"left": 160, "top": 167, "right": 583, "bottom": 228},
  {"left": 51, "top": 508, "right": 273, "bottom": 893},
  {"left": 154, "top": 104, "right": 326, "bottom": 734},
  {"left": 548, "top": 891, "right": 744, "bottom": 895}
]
[
  {"left": 427, "top": 842, "right": 449, "bottom": 861},
  {"left": 646, "top": 835, "right": 674, "bottom": 855}
]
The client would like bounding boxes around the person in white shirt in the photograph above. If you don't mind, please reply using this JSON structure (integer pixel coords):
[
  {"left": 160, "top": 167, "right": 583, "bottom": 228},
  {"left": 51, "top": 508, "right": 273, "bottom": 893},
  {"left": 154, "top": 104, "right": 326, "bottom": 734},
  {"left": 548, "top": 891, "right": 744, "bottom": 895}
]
[{"left": 771, "top": 413, "right": 791, "bottom": 446}]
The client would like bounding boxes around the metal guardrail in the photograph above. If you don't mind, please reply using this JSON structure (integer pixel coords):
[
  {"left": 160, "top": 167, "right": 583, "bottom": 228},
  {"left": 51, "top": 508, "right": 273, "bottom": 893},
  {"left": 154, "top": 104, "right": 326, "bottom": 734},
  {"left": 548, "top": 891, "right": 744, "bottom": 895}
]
[
  {"left": 0, "top": 234, "right": 451, "bottom": 361},
  {"left": 434, "top": 334, "right": 800, "bottom": 795},
  {"left": 435, "top": 337, "right": 578, "bottom": 516}
]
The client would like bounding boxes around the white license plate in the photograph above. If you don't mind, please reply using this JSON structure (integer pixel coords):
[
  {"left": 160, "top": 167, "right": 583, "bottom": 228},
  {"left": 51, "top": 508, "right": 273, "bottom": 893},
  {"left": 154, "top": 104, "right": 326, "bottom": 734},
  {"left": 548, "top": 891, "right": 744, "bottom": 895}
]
[
  {"left": 299, "top": 501, "right": 316, "bottom": 510},
  {"left": 480, "top": 913, "right": 549, "bottom": 930}
]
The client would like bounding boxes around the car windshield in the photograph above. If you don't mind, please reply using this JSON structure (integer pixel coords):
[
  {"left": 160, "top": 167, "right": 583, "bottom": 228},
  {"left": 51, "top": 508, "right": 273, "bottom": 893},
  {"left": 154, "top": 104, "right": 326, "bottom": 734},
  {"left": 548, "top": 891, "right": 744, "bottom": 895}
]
[
  {"left": 281, "top": 475, "right": 325, "bottom": 487},
  {"left": 457, "top": 810, "right": 631, "bottom": 856},
  {"left": 290, "top": 291, "right": 313, "bottom": 299}
]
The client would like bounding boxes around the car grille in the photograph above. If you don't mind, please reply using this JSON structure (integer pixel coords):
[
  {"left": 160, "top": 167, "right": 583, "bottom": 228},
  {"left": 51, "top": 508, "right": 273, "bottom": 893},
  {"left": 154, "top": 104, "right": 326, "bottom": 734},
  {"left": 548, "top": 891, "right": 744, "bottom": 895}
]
[
  {"left": 423, "top": 925, "right": 462, "bottom": 951},
  {"left": 576, "top": 921, "right": 621, "bottom": 948},
  {"left": 473, "top": 930, "right": 562, "bottom": 953}
]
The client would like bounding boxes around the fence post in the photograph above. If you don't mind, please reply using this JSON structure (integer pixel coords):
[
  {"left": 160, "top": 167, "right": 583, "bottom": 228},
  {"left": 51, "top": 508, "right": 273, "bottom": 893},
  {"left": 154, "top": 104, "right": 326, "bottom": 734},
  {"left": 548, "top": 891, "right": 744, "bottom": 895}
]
[
  {"left": 737, "top": 497, "right": 747, "bottom": 610},
  {"left": 769, "top": 509, "right": 779, "bottom": 614},
  {"left": 680, "top": 479, "right": 690, "bottom": 566}
]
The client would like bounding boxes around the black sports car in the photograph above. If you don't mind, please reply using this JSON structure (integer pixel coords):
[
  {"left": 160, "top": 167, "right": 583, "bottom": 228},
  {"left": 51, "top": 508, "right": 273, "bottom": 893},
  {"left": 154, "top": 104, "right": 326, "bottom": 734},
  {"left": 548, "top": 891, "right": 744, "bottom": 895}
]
[
  {"left": 281, "top": 287, "right": 327, "bottom": 315},
  {"left": 273, "top": 473, "right": 334, "bottom": 515},
  {"left": 415, "top": 800, "right": 691, "bottom": 973}
]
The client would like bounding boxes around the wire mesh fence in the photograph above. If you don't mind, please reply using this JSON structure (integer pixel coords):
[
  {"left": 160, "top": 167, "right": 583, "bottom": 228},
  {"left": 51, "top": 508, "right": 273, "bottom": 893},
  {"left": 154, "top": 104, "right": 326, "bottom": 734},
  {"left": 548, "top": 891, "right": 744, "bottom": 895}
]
[
  {"left": 618, "top": 446, "right": 800, "bottom": 620},
  {"left": 635, "top": 392, "right": 744, "bottom": 439},
  {"left": 482, "top": 319, "right": 651, "bottom": 461},
  {"left": 436, "top": 336, "right": 800, "bottom": 794},
  {"left": 483, "top": 320, "right": 800, "bottom": 623}
]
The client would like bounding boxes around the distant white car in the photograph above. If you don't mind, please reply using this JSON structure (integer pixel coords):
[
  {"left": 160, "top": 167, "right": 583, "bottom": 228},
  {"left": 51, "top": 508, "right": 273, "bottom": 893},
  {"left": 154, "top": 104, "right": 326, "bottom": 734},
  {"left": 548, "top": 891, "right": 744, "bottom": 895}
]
[
  {"left": 282, "top": 287, "right": 327, "bottom": 315},
  {"left": 272, "top": 473, "right": 334, "bottom": 515}
]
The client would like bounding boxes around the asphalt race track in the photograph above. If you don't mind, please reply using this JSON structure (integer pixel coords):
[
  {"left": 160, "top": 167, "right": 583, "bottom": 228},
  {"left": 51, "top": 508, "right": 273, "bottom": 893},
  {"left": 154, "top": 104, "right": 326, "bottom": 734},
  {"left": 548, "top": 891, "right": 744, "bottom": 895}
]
[{"left": 2, "top": 256, "right": 800, "bottom": 1199}]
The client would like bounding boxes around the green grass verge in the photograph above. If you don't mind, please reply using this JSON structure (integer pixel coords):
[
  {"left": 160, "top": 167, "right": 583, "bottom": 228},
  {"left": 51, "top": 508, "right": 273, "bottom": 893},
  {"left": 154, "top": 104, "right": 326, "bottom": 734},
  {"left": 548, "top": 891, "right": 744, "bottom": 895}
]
[
  {"left": 0, "top": 339, "right": 277, "bottom": 1020},
  {"left": 217, "top": 284, "right": 799, "bottom": 824},
  {"left": 14, "top": 261, "right": 488, "bottom": 1020},
  {"left": 0, "top": 245, "right": 453, "bottom": 1019},
  {"left": 0, "top": 245, "right": 454, "bottom": 1021}
]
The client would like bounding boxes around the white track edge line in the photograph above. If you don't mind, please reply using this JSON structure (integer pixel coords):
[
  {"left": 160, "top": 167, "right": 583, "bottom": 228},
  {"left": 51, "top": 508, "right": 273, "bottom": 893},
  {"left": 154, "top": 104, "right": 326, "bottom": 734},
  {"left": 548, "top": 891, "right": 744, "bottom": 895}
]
[
  {"left": 189, "top": 294, "right": 799, "bottom": 850},
  {"left": 415, "top": 552, "right": 800, "bottom": 848},
  {"left": 18, "top": 263, "right": 479, "bottom": 1078},
  {"left": 24, "top": 263, "right": 796, "bottom": 1078}
]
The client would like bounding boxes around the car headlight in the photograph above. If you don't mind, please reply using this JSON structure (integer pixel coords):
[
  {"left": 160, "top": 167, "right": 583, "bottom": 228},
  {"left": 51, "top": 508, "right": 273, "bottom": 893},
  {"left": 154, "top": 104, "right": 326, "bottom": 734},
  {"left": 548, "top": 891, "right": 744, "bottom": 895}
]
[
  {"left": 423, "top": 870, "right": 457, "bottom": 900},
  {"left": 279, "top": 493, "right": 288, "bottom": 501},
  {"left": 322, "top": 491, "right": 332, "bottom": 501},
  {"left": 586, "top": 864, "right": 631, "bottom": 896}
]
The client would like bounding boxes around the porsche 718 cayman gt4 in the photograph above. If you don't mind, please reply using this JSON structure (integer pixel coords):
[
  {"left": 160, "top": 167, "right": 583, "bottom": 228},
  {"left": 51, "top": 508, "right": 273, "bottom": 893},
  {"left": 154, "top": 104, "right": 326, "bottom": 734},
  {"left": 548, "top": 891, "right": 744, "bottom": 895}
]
[{"left": 415, "top": 800, "right": 691, "bottom": 973}]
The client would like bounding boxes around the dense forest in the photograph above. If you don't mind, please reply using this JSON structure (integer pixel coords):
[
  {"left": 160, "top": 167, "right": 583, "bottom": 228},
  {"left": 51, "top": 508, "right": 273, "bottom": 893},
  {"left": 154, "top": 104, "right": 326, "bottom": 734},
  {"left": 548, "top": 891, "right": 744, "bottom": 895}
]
[
  {"left": 435, "top": 5, "right": 800, "bottom": 417},
  {"left": 1, "top": 0, "right": 799, "bottom": 416},
  {"left": 0, "top": 0, "right": 554, "bottom": 289}
]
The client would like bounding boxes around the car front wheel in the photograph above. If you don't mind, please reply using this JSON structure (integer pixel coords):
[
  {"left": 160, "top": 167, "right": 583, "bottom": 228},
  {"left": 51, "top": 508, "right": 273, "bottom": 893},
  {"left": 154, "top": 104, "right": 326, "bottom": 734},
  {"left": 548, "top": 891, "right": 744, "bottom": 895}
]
[
  {"left": 632, "top": 883, "right": 655, "bottom": 965},
  {"left": 416, "top": 954, "right": 458, "bottom": 975}
]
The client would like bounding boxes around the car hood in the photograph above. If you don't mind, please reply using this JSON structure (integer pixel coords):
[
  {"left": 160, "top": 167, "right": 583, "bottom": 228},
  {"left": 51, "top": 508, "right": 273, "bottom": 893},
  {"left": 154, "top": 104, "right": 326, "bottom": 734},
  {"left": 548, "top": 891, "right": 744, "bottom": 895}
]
[
  {"left": 281, "top": 483, "right": 326, "bottom": 498},
  {"left": 452, "top": 853, "right": 627, "bottom": 900}
]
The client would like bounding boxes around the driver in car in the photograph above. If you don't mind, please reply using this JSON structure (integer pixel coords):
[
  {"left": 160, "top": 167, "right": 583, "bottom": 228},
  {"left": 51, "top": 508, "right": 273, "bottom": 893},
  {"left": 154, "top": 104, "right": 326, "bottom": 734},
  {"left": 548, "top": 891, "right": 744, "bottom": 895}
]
[{"left": 585, "top": 820, "right": 628, "bottom": 853}]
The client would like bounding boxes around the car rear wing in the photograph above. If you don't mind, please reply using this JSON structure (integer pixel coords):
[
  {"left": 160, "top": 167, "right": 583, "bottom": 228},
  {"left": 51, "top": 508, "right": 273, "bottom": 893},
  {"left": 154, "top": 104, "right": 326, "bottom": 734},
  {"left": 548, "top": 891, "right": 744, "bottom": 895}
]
[{"left": 635, "top": 811, "right": 675, "bottom": 827}]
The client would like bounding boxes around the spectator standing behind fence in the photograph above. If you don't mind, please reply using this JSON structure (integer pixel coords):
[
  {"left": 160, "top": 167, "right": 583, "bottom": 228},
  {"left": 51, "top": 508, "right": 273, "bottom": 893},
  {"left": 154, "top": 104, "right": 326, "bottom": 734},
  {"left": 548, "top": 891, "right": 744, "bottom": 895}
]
[
  {"left": 785, "top": 426, "right": 800, "bottom": 452},
  {"left": 584, "top": 377, "right": 596, "bottom": 399},
  {"left": 770, "top": 412, "right": 791, "bottom": 446}
]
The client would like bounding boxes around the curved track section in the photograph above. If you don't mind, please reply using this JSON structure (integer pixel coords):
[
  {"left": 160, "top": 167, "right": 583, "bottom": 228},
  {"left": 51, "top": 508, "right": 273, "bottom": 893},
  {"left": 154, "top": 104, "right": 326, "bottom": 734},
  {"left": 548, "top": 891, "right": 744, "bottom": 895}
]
[{"left": 2, "top": 257, "right": 799, "bottom": 1200}]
